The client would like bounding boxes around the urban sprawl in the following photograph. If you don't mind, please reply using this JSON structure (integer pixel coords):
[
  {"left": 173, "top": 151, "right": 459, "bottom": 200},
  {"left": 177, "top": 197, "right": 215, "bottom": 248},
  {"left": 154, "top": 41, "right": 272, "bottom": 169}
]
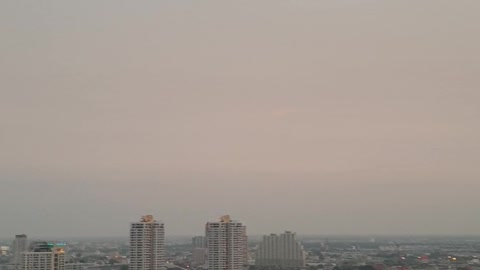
[{"left": 1, "top": 215, "right": 479, "bottom": 270}]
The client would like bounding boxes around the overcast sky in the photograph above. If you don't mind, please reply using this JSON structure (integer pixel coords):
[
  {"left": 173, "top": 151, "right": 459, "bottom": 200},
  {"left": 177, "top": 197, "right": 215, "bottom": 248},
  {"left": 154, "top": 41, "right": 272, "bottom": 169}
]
[{"left": 1, "top": 1, "right": 479, "bottom": 238}]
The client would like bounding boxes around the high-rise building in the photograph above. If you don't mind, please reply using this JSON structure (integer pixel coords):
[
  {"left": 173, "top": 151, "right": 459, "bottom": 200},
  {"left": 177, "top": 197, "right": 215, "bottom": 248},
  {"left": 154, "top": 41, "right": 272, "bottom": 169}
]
[
  {"left": 20, "top": 242, "right": 65, "bottom": 270},
  {"left": 255, "top": 231, "right": 305, "bottom": 269},
  {"left": 13, "top": 234, "right": 28, "bottom": 266},
  {"left": 192, "top": 236, "right": 207, "bottom": 266},
  {"left": 192, "top": 236, "right": 206, "bottom": 249},
  {"left": 205, "top": 215, "right": 247, "bottom": 270},
  {"left": 129, "top": 215, "right": 165, "bottom": 270}
]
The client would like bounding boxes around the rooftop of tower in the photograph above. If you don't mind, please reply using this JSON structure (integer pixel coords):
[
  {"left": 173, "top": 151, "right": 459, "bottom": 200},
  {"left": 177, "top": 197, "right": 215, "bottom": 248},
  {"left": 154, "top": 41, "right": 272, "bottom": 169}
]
[
  {"left": 140, "top": 215, "right": 155, "bottom": 223},
  {"left": 219, "top": 215, "right": 231, "bottom": 222}
]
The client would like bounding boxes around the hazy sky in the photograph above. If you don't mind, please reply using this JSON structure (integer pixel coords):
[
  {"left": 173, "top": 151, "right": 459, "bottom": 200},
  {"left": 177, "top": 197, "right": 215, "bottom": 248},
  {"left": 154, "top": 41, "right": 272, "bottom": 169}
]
[{"left": 1, "top": 1, "right": 480, "bottom": 238}]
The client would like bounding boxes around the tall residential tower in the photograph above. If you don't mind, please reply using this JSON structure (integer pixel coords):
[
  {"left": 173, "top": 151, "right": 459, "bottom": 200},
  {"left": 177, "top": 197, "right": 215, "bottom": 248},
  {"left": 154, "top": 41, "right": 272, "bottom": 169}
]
[
  {"left": 129, "top": 215, "right": 165, "bottom": 270},
  {"left": 191, "top": 236, "right": 207, "bottom": 266},
  {"left": 205, "top": 215, "right": 247, "bottom": 270},
  {"left": 13, "top": 234, "right": 28, "bottom": 266}
]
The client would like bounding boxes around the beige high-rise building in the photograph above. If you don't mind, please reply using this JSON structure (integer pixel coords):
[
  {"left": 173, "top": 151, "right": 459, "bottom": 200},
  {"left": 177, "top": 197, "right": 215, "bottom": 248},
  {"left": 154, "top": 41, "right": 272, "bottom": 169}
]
[
  {"left": 129, "top": 215, "right": 165, "bottom": 270},
  {"left": 256, "top": 231, "right": 305, "bottom": 269},
  {"left": 20, "top": 242, "right": 65, "bottom": 270},
  {"left": 205, "top": 215, "right": 247, "bottom": 270}
]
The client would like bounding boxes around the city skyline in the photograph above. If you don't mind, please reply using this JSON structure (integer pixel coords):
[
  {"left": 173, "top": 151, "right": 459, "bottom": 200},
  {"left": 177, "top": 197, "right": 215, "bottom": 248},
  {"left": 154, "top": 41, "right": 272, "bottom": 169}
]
[{"left": 2, "top": 227, "right": 479, "bottom": 270}]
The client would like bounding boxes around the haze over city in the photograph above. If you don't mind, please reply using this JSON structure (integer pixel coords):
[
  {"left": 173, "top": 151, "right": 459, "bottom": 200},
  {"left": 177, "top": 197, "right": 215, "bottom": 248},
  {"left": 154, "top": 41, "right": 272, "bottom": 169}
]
[{"left": 1, "top": 1, "right": 480, "bottom": 238}]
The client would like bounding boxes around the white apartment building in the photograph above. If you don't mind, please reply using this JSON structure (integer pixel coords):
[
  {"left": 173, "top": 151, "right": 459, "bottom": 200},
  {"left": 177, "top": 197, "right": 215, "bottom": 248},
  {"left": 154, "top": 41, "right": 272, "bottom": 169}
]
[
  {"left": 20, "top": 242, "right": 65, "bottom": 270},
  {"left": 129, "top": 215, "right": 165, "bottom": 270},
  {"left": 205, "top": 215, "right": 247, "bottom": 270},
  {"left": 256, "top": 231, "right": 305, "bottom": 269}
]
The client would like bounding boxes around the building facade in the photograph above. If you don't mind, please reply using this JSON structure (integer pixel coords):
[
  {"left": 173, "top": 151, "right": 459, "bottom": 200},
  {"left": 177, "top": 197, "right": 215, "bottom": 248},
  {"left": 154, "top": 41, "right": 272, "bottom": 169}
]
[
  {"left": 64, "top": 263, "right": 95, "bottom": 270},
  {"left": 20, "top": 242, "right": 65, "bottom": 270},
  {"left": 129, "top": 215, "right": 165, "bottom": 270},
  {"left": 255, "top": 231, "right": 305, "bottom": 269},
  {"left": 192, "top": 236, "right": 207, "bottom": 266},
  {"left": 13, "top": 235, "right": 28, "bottom": 266},
  {"left": 192, "top": 236, "right": 207, "bottom": 249},
  {"left": 205, "top": 215, "right": 247, "bottom": 270},
  {"left": 192, "top": 248, "right": 207, "bottom": 266}
]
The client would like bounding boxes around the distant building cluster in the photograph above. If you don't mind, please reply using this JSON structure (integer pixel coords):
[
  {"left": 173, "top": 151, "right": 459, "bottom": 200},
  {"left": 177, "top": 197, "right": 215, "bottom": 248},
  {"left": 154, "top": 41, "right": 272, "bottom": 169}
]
[
  {"left": 2, "top": 215, "right": 305, "bottom": 270},
  {"left": 2, "top": 236, "right": 67, "bottom": 270},
  {"left": 3, "top": 214, "right": 478, "bottom": 270}
]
